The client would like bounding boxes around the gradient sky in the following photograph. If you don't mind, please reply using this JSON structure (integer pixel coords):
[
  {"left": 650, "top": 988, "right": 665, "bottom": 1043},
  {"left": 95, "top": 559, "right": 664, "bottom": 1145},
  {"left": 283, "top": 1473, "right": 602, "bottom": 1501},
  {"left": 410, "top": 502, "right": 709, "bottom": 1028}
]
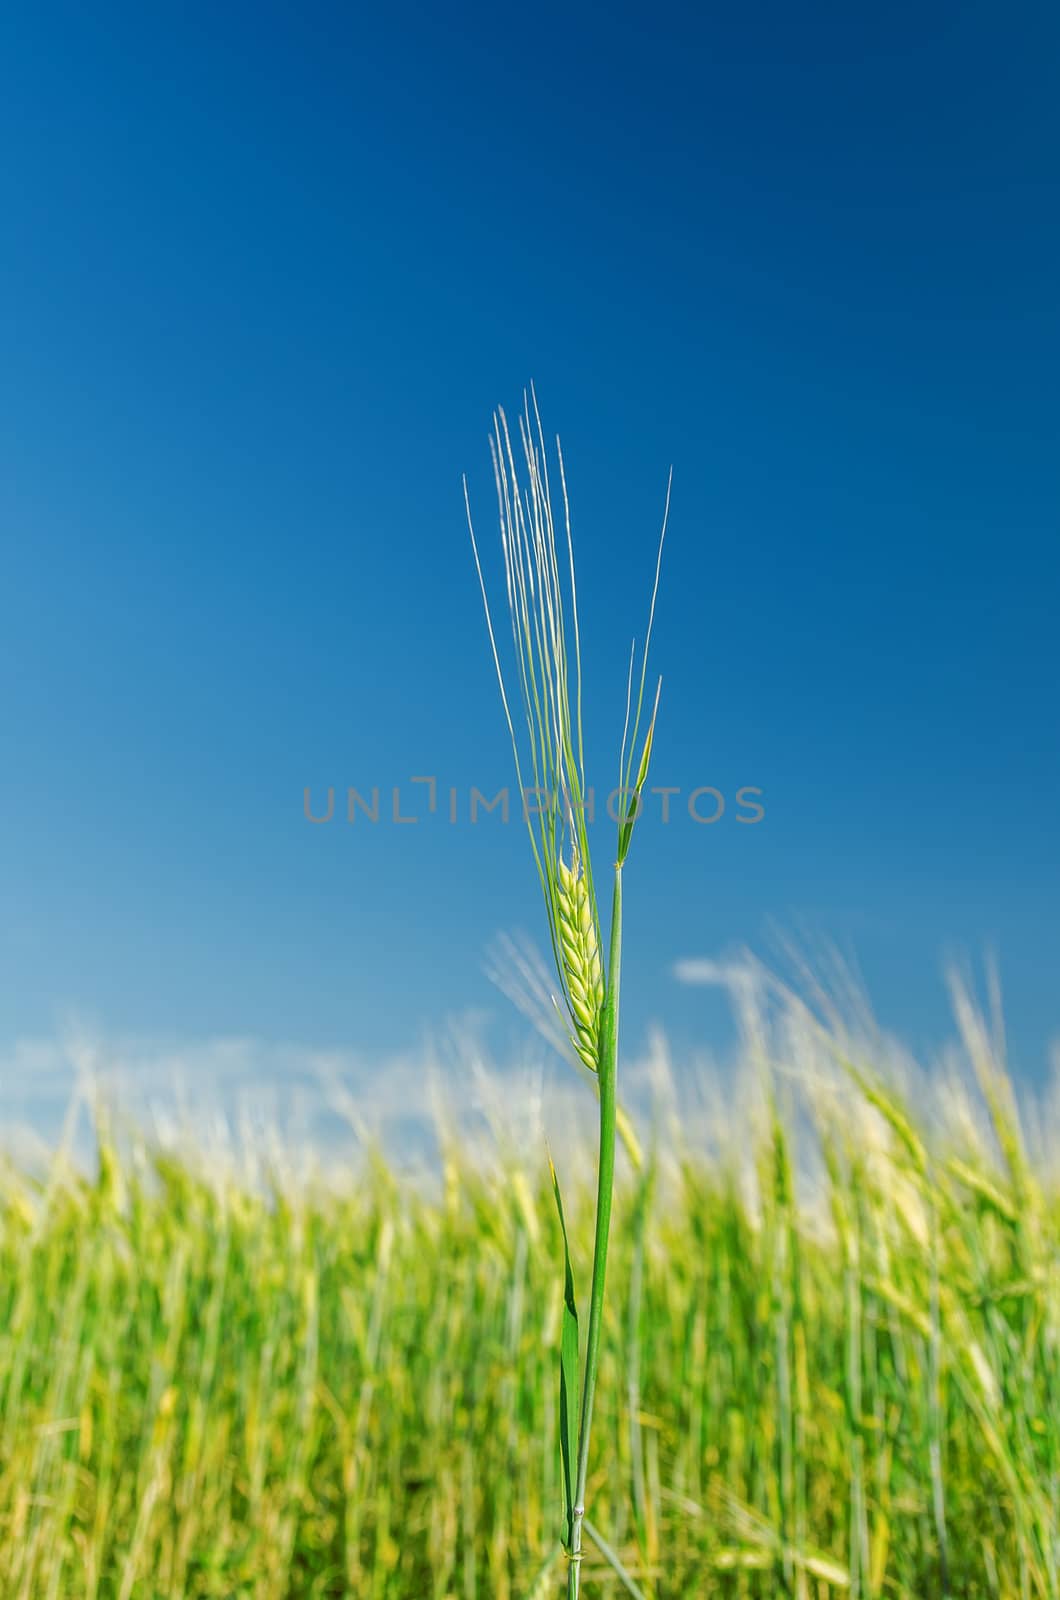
[{"left": 2, "top": 3, "right": 1058, "bottom": 1087}]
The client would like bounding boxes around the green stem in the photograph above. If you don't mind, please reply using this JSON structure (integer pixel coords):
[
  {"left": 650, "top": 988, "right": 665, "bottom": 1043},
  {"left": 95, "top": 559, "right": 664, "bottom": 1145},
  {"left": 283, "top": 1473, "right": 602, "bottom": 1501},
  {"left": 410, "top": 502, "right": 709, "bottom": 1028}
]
[{"left": 569, "top": 864, "right": 622, "bottom": 1599}]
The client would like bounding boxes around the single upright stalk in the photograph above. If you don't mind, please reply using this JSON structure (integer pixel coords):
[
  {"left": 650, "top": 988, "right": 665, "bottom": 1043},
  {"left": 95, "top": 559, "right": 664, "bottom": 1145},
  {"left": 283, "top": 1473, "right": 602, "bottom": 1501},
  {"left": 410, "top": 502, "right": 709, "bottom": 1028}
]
[
  {"left": 465, "top": 396, "right": 667, "bottom": 1596},
  {"left": 568, "top": 864, "right": 623, "bottom": 1599}
]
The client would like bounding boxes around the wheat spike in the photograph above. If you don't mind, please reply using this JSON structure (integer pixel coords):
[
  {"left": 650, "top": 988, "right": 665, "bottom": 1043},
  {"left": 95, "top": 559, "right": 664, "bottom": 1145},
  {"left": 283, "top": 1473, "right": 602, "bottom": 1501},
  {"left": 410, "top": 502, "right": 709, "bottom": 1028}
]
[{"left": 557, "top": 848, "right": 605, "bottom": 1073}]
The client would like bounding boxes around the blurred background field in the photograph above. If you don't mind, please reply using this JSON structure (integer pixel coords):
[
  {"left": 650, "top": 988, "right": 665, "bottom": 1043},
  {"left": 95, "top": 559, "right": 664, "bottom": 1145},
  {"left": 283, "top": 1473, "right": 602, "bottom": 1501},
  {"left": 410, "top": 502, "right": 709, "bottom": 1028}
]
[{"left": 2, "top": 961, "right": 1057, "bottom": 1599}]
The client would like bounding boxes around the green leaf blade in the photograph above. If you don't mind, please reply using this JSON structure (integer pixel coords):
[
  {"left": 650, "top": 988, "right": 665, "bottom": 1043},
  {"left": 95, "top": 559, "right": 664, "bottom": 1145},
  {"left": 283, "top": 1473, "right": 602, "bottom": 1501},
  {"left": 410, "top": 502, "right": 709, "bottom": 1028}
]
[{"left": 549, "top": 1154, "right": 579, "bottom": 1554}]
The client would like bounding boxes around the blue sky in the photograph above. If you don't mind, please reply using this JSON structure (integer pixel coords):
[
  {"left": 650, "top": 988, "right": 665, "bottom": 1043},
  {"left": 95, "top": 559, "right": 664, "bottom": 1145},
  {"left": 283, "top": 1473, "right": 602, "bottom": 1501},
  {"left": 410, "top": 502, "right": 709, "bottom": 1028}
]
[{"left": 2, "top": 3, "right": 1058, "bottom": 1087}]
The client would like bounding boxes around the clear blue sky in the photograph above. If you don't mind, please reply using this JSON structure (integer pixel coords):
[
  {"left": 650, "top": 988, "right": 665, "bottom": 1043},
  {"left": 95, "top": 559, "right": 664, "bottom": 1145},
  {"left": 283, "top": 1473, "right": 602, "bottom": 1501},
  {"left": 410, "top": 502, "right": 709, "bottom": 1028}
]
[{"left": 2, "top": 4, "right": 1058, "bottom": 1078}]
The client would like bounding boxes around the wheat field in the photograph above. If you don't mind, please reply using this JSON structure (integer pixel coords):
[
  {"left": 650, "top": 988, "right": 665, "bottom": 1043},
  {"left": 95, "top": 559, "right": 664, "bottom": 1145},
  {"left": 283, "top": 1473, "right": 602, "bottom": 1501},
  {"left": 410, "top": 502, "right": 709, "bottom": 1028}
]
[{"left": 1, "top": 970, "right": 1057, "bottom": 1599}]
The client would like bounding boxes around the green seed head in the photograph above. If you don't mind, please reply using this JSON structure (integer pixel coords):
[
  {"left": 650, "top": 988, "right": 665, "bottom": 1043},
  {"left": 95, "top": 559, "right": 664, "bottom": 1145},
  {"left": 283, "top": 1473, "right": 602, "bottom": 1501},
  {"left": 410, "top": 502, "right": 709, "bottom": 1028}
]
[{"left": 556, "top": 847, "right": 605, "bottom": 1073}]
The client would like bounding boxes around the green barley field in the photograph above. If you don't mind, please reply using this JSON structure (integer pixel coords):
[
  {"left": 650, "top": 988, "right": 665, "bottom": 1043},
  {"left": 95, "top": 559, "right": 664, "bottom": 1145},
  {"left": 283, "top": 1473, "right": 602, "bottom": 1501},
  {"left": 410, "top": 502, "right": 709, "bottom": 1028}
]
[{"left": 2, "top": 971, "right": 1058, "bottom": 1599}]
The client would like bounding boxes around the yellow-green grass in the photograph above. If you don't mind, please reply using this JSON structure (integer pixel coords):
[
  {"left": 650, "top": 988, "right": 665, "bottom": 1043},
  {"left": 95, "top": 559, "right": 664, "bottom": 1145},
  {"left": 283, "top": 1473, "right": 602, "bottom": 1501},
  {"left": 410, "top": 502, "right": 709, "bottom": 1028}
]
[{"left": 1, "top": 1022, "right": 1058, "bottom": 1599}]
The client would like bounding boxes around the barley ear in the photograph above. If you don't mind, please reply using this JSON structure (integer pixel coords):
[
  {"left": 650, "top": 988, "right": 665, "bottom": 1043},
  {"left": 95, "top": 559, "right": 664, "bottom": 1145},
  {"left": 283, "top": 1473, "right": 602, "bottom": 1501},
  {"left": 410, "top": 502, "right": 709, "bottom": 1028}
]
[{"left": 556, "top": 847, "right": 606, "bottom": 1072}]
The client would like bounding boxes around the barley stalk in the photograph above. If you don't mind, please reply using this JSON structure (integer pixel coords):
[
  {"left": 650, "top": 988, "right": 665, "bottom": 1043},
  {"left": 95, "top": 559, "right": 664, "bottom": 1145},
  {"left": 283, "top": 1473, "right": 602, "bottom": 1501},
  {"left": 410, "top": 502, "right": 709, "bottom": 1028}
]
[{"left": 465, "top": 388, "right": 669, "bottom": 1598}]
